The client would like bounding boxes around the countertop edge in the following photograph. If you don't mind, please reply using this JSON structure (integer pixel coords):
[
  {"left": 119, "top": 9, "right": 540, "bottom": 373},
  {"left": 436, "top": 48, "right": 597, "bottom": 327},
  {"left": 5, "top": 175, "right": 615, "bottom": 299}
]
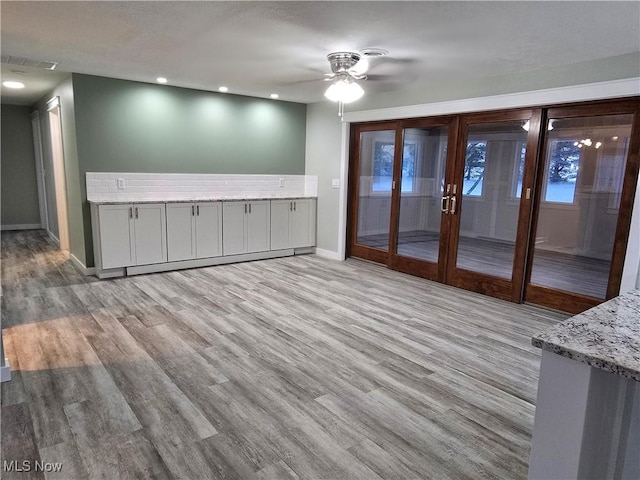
[
  {"left": 532, "top": 333, "right": 640, "bottom": 382},
  {"left": 88, "top": 196, "right": 317, "bottom": 205}
]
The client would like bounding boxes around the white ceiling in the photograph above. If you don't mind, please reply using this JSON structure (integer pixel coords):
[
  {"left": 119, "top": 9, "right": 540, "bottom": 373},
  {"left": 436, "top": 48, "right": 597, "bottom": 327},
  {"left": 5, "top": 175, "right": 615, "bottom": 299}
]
[{"left": 2, "top": 1, "right": 639, "bottom": 105}]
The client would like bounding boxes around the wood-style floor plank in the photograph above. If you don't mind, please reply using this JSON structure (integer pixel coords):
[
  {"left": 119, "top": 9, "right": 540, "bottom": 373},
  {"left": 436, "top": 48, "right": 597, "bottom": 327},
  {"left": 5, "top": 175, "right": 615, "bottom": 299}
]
[{"left": 1, "top": 230, "right": 567, "bottom": 479}]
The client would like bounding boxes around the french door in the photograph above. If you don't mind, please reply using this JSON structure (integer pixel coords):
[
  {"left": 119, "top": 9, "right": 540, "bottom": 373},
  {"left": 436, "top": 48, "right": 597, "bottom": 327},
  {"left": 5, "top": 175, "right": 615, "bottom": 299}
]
[
  {"left": 349, "top": 109, "right": 541, "bottom": 301},
  {"left": 348, "top": 99, "right": 640, "bottom": 312},
  {"left": 524, "top": 100, "right": 640, "bottom": 313}
]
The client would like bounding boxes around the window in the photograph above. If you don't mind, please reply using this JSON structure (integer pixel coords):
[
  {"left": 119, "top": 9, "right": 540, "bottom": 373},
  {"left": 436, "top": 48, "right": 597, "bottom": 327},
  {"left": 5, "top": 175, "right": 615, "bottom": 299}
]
[
  {"left": 512, "top": 141, "right": 527, "bottom": 198},
  {"left": 372, "top": 141, "right": 394, "bottom": 192},
  {"left": 400, "top": 142, "right": 418, "bottom": 193},
  {"left": 543, "top": 139, "right": 581, "bottom": 203},
  {"left": 372, "top": 140, "right": 419, "bottom": 193},
  {"left": 463, "top": 141, "right": 486, "bottom": 196}
]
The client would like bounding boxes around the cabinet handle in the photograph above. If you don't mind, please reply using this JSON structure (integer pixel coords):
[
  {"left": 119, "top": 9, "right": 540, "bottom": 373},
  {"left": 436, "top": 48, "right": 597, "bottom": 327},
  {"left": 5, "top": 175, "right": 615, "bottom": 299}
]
[
  {"left": 192, "top": 205, "right": 195, "bottom": 216},
  {"left": 135, "top": 207, "right": 139, "bottom": 219},
  {"left": 129, "top": 207, "right": 133, "bottom": 219},
  {"left": 244, "top": 204, "right": 247, "bottom": 214},
  {"left": 197, "top": 205, "right": 200, "bottom": 216},
  {"left": 450, "top": 195, "right": 457, "bottom": 215},
  {"left": 249, "top": 203, "right": 252, "bottom": 214},
  {"left": 294, "top": 201, "right": 296, "bottom": 211},
  {"left": 290, "top": 202, "right": 293, "bottom": 212}
]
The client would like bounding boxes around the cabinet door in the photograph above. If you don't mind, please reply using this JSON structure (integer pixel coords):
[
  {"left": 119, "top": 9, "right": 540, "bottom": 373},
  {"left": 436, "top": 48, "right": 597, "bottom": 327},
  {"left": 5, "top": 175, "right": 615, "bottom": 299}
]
[
  {"left": 196, "top": 202, "right": 223, "bottom": 258},
  {"left": 223, "top": 202, "right": 247, "bottom": 255},
  {"left": 247, "top": 201, "right": 270, "bottom": 253},
  {"left": 291, "top": 199, "right": 316, "bottom": 248},
  {"left": 133, "top": 203, "right": 167, "bottom": 265},
  {"left": 98, "top": 204, "right": 135, "bottom": 269},
  {"left": 270, "top": 200, "right": 292, "bottom": 250},
  {"left": 166, "top": 203, "right": 195, "bottom": 262}
]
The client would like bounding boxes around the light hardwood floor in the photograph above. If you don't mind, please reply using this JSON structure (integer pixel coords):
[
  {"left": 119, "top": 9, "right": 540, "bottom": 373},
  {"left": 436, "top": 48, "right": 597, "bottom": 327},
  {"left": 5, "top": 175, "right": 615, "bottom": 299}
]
[{"left": 1, "top": 230, "right": 566, "bottom": 480}]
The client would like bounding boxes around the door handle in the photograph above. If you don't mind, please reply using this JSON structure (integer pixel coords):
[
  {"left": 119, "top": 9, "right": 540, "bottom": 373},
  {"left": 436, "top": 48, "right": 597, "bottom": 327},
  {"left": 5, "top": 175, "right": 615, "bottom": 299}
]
[
  {"left": 244, "top": 204, "right": 247, "bottom": 214},
  {"left": 197, "top": 205, "right": 200, "bottom": 216},
  {"left": 249, "top": 203, "right": 252, "bottom": 214},
  {"left": 450, "top": 196, "right": 457, "bottom": 215},
  {"left": 135, "top": 207, "right": 139, "bottom": 219},
  {"left": 293, "top": 201, "right": 296, "bottom": 211},
  {"left": 191, "top": 205, "right": 195, "bottom": 216},
  {"left": 129, "top": 207, "right": 133, "bottom": 219},
  {"left": 441, "top": 195, "right": 450, "bottom": 214},
  {"left": 290, "top": 202, "right": 293, "bottom": 211}
]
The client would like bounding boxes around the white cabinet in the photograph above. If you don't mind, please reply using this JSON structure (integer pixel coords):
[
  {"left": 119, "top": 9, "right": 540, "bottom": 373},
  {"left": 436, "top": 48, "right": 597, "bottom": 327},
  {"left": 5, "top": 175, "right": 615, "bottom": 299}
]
[
  {"left": 97, "top": 203, "right": 166, "bottom": 269},
  {"left": 270, "top": 198, "right": 316, "bottom": 250},
  {"left": 98, "top": 204, "right": 135, "bottom": 269},
  {"left": 223, "top": 201, "right": 270, "bottom": 255},
  {"left": 166, "top": 202, "right": 222, "bottom": 261},
  {"left": 196, "top": 202, "right": 223, "bottom": 259}
]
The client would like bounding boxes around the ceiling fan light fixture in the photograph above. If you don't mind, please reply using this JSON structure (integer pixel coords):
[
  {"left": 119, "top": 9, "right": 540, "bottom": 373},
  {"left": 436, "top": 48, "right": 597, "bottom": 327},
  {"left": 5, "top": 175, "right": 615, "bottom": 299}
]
[{"left": 324, "top": 78, "right": 364, "bottom": 103}]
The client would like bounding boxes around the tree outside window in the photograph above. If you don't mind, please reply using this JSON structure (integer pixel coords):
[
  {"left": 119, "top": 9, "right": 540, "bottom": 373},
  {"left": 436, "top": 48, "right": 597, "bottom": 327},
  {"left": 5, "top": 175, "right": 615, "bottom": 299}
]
[
  {"left": 463, "top": 141, "right": 486, "bottom": 196},
  {"left": 544, "top": 140, "right": 581, "bottom": 203},
  {"left": 372, "top": 141, "right": 418, "bottom": 193}
]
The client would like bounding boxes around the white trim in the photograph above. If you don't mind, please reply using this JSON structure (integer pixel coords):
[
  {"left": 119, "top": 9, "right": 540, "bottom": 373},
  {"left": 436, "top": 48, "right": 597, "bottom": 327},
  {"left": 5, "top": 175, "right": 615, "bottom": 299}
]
[
  {"left": 1, "top": 359, "right": 11, "bottom": 383},
  {"left": 125, "top": 248, "right": 297, "bottom": 276},
  {"left": 47, "top": 229, "right": 60, "bottom": 246},
  {"left": 46, "top": 96, "right": 60, "bottom": 111},
  {"left": 343, "top": 78, "right": 640, "bottom": 123},
  {"left": 30, "top": 111, "right": 48, "bottom": 230},
  {"left": 1, "top": 224, "right": 42, "bottom": 231},
  {"left": 69, "top": 253, "right": 97, "bottom": 276},
  {"left": 337, "top": 122, "right": 349, "bottom": 261},
  {"left": 621, "top": 172, "right": 640, "bottom": 293},
  {"left": 314, "top": 248, "right": 342, "bottom": 261}
]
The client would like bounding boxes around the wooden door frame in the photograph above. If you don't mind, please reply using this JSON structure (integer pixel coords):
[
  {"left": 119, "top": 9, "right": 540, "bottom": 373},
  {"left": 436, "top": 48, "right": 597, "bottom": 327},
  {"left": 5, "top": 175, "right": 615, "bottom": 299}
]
[
  {"left": 445, "top": 108, "right": 542, "bottom": 302},
  {"left": 524, "top": 98, "right": 640, "bottom": 313},
  {"left": 387, "top": 116, "right": 460, "bottom": 282},
  {"left": 347, "top": 120, "right": 399, "bottom": 264}
]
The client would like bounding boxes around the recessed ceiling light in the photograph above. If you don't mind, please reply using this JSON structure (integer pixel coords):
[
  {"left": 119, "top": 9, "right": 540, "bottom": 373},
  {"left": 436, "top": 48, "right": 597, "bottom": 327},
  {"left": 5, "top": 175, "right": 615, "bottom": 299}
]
[
  {"left": 3, "top": 81, "right": 25, "bottom": 89},
  {"left": 270, "top": 93, "right": 279, "bottom": 99},
  {"left": 156, "top": 77, "right": 168, "bottom": 84},
  {"left": 218, "top": 86, "right": 229, "bottom": 93}
]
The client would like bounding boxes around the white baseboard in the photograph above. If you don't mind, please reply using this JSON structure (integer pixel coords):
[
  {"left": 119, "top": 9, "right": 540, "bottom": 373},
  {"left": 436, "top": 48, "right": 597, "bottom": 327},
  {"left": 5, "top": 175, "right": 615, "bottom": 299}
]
[
  {"left": 70, "top": 253, "right": 97, "bottom": 276},
  {"left": 1, "top": 359, "right": 11, "bottom": 383},
  {"left": 125, "top": 249, "right": 296, "bottom": 276},
  {"left": 314, "top": 248, "right": 343, "bottom": 261},
  {"left": 1, "top": 223, "right": 42, "bottom": 231},
  {"left": 47, "top": 229, "right": 60, "bottom": 246}
]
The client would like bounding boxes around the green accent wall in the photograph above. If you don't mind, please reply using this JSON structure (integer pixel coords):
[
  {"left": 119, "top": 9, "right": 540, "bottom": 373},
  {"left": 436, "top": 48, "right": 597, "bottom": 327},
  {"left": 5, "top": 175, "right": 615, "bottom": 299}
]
[
  {"left": 71, "top": 74, "right": 307, "bottom": 267},
  {"left": 1, "top": 104, "right": 41, "bottom": 227}
]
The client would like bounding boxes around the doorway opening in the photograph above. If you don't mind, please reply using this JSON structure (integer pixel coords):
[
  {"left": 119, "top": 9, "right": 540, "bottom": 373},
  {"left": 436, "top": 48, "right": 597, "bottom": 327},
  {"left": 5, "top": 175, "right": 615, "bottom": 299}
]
[{"left": 47, "top": 97, "right": 69, "bottom": 251}]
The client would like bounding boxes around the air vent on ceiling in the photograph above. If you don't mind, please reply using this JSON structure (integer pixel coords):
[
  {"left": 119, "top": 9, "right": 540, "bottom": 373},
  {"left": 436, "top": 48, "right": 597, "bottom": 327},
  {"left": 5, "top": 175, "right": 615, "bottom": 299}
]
[{"left": 1, "top": 55, "right": 58, "bottom": 70}]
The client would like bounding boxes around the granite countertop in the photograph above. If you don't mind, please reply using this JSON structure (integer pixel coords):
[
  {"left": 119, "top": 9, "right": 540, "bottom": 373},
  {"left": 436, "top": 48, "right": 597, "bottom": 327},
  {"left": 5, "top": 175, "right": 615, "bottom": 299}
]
[
  {"left": 88, "top": 195, "right": 317, "bottom": 205},
  {"left": 532, "top": 289, "right": 640, "bottom": 381}
]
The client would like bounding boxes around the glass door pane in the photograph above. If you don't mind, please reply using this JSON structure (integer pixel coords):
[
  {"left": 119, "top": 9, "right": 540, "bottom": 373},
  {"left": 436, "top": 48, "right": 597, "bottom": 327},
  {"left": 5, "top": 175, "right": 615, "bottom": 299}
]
[
  {"left": 529, "top": 114, "right": 633, "bottom": 299},
  {"left": 396, "top": 127, "right": 448, "bottom": 263},
  {"left": 356, "top": 130, "right": 395, "bottom": 251},
  {"left": 455, "top": 121, "right": 528, "bottom": 279}
]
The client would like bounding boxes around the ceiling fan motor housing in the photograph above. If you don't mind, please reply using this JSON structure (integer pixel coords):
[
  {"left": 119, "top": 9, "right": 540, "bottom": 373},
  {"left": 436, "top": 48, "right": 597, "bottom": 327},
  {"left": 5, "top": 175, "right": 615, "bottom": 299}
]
[{"left": 327, "top": 52, "right": 361, "bottom": 74}]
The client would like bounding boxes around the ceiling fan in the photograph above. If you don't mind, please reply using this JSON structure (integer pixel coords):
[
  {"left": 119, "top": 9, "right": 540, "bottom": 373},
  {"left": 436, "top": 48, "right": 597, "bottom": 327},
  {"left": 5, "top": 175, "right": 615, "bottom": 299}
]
[{"left": 323, "top": 48, "right": 388, "bottom": 119}]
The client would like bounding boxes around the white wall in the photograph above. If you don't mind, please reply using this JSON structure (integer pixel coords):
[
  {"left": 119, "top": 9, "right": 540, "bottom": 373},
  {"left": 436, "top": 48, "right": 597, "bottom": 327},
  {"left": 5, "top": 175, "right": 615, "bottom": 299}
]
[{"left": 305, "top": 102, "right": 344, "bottom": 257}]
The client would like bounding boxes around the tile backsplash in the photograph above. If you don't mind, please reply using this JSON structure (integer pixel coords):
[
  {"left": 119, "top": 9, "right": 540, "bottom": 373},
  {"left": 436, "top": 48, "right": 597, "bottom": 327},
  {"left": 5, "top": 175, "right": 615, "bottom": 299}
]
[{"left": 86, "top": 173, "right": 318, "bottom": 202}]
